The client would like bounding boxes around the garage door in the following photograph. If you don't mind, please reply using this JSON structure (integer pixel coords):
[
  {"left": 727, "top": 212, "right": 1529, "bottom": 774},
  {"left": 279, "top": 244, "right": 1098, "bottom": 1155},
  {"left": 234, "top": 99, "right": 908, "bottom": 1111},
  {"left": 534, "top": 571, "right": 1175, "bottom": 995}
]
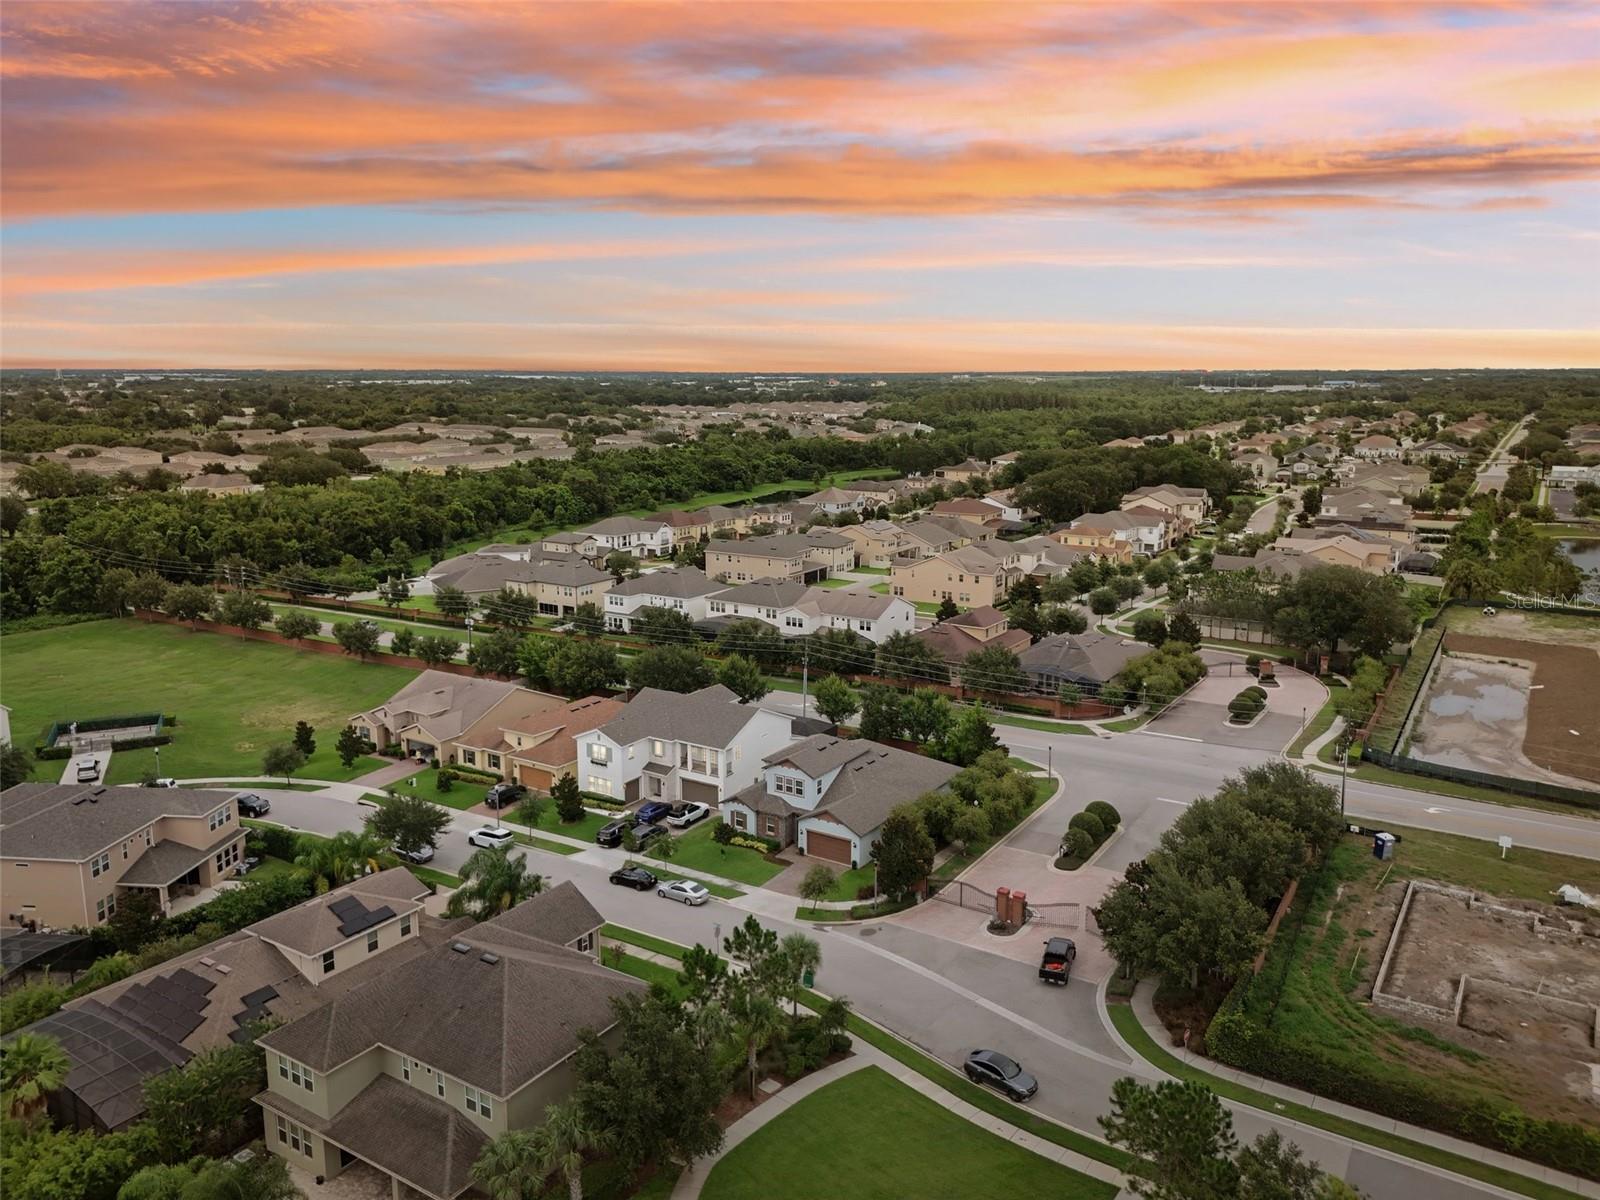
[
  {"left": 516, "top": 764, "right": 553, "bottom": 791},
  {"left": 680, "top": 778, "right": 718, "bottom": 807},
  {"left": 806, "top": 831, "right": 853, "bottom": 865}
]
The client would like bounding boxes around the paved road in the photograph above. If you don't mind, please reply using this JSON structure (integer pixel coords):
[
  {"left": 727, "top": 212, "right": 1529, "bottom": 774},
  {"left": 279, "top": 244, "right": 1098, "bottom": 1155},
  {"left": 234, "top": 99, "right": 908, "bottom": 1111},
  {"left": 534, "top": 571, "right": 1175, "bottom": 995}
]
[
  {"left": 240, "top": 783, "right": 1569, "bottom": 1200},
  {"left": 1246, "top": 489, "right": 1295, "bottom": 535}
]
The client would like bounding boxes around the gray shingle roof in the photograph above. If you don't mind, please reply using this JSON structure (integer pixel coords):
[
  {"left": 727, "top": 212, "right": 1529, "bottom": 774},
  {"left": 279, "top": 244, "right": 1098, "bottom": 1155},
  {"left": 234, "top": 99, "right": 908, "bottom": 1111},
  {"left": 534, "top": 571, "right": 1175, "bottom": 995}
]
[
  {"left": 581, "top": 516, "right": 669, "bottom": 536},
  {"left": 1, "top": 783, "right": 236, "bottom": 862},
  {"left": 593, "top": 685, "right": 766, "bottom": 748},
  {"left": 608, "top": 567, "right": 723, "bottom": 599},
  {"left": 712, "top": 534, "right": 814, "bottom": 560},
  {"left": 710, "top": 579, "right": 809, "bottom": 607},
  {"left": 358, "top": 671, "right": 525, "bottom": 744},
  {"left": 519, "top": 556, "right": 611, "bottom": 587},
  {"left": 118, "top": 830, "right": 242, "bottom": 887},
  {"left": 477, "top": 880, "right": 601, "bottom": 947},
  {"left": 763, "top": 736, "right": 959, "bottom": 836},
  {"left": 1018, "top": 632, "right": 1147, "bottom": 686},
  {"left": 250, "top": 868, "right": 429, "bottom": 955}
]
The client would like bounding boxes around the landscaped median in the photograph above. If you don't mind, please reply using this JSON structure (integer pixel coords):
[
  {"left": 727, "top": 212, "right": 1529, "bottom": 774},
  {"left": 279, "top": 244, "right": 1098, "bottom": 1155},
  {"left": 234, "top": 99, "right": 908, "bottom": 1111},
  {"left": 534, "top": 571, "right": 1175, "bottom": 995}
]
[{"left": 1103, "top": 995, "right": 1586, "bottom": 1200}]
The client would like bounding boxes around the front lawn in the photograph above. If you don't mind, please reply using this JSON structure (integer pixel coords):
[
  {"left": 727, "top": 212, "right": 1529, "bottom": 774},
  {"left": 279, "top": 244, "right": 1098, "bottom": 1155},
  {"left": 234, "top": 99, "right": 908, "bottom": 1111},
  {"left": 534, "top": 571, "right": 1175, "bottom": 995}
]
[
  {"left": 813, "top": 578, "right": 855, "bottom": 589},
  {"left": 242, "top": 855, "right": 300, "bottom": 883},
  {"left": 659, "top": 822, "right": 784, "bottom": 886},
  {"left": 392, "top": 771, "right": 612, "bottom": 840},
  {"left": 2, "top": 619, "right": 411, "bottom": 785},
  {"left": 815, "top": 863, "right": 876, "bottom": 902},
  {"left": 701, "top": 1066, "right": 1114, "bottom": 1200}
]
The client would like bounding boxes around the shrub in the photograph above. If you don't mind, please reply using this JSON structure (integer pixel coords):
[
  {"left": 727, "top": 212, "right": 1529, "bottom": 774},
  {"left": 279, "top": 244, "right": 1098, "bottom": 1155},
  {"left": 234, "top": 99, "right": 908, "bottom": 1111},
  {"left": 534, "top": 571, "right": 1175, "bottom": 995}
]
[
  {"left": 436, "top": 769, "right": 453, "bottom": 793},
  {"left": 1245, "top": 653, "right": 1264, "bottom": 672},
  {"left": 1085, "top": 800, "right": 1121, "bottom": 830},
  {"left": 1067, "top": 810, "right": 1105, "bottom": 843},
  {"left": 729, "top": 835, "right": 775, "bottom": 853},
  {"left": 1061, "top": 827, "right": 1095, "bottom": 862},
  {"left": 580, "top": 790, "right": 627, "bottom": 810},
  {"left": 712, "top": 819, "right": 736, "bottom": 845},
  {"left": 1228, "top": 690, "right": 1266, "bottom": 721},
  {"left": 856, "top": 884, "right": 878, "bottom": 902}
]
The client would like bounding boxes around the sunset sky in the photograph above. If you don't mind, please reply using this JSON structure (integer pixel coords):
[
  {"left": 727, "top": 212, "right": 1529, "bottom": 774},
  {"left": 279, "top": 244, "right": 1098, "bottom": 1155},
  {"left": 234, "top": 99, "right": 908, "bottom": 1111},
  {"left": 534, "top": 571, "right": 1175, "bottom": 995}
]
[{"left": 2, "top": 1, "right": 1597, "bottom": 370}]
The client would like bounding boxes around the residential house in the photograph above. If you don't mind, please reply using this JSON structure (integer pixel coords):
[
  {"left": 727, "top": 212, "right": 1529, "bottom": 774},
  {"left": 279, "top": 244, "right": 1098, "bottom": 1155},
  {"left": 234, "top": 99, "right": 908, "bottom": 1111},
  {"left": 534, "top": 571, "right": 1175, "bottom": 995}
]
[
  {"left": 930, "top": 497, "right": 1007, "bottom": 526},
  {"left": 914, "top": 606, "right": 1032, "bottom": 670},
  {"left": 799, "top": 486, "right": 869, "bottom": 514},
  {"left": 454, "top": 696, "right": 629, "bottom": 791},
  {"left": 1119, "top": 484, "right": 1210, "bottom": 527},
  {"left": 836, "top": 520, "right": 911, "bottom": 568},
  {"left": 1294, "top": 519, "right": 1416, "bottom": 557},
  {"left": 705, "top": 579, "right": 811, "bottom": 629},
  {"left": 1046, "top": 522, "right": 1133, "bottom": 563},
  {"left": 1343, "top": 462, "right": 1429, "bottom": 497},
  {"left": 1064, "top": 508, "right": 1171, "bottom": 556},
  {"left": 603, "top": 567, "right": 724, "bottom": 632},
  {"left": 1232, "top": 452, "right": 1279, "bottom": 482},
  {"left": 1019, "top": 633, "right": 1148, "bottom": 693},
  {"left": 1007, "top": 535, "right": 1096, "bottom": 583},
  {"left": 1549, "top": 464, "right": 1600, "bottom": 489},
  {"left": 1318, "top": 486, "right": 1414, "bottom": 524},
  {"left": 1102, "top": 436, "right": 1147, "bottom": 449},
  {"left": 421, "top": 552, "right": 535, "bottom": 598},
  {"left": 1353, "top": 434, "right": 1402, "bottom": 460},
  {"left": 178, "top": 473, "right": 262, "bottom": 496},
  {"left": 780, "top": 588, "right": 916, "bottom": 644},
  {"left": 935, "top": 459, "right": 991, "bottom": 484},
  {"left": 705, "top": 531, "right": 850, "bottom": 583},
  {"left": 572, "top": 685, "right": 796, "bottom": 807},
  {"left": 722, "top": 736, "right": 959, "bottom": 867},
  {"left": 1, "top": 783, "right": 247, "bottom": 929},
  {"left": 576, "top": 516, "right": 674, "bottom": 559},
  {"left": 1265, "top": 529, "right": 1399, "bottom": 574},
  {"left": 256, "top": 883, "right": 636, "bottom": 1199},
  {"left": 890, "top": 542, "right": 1023, "bottom": 609},
  {"left": 988, "top": 451, "right": 1023, "bottom": 470},
  {"left": 1409, "top": 440, "right": 1470, "bottom": 463},
  {"left": 350, "top": 671, "right": 564, "bottom": 761},
  {"left": 507, "top": 557, "right": 614, "bottom": 617},
  {"left": 899, "top": 514, "right": 994, "bottom": 557},
  {"left": 538, "top": 531, "right": 602, "bottom": 561}
]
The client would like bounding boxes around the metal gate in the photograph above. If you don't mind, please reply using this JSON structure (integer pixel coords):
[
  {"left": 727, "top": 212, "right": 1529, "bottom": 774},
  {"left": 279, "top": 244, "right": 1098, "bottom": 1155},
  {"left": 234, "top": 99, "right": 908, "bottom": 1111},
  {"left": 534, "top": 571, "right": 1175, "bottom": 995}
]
[
  {"left": 1025, "top": 902, "right": 1086, "bottom": 930},
  {"left": 929, "top": 880, "right": 995, "bottom": 912}
]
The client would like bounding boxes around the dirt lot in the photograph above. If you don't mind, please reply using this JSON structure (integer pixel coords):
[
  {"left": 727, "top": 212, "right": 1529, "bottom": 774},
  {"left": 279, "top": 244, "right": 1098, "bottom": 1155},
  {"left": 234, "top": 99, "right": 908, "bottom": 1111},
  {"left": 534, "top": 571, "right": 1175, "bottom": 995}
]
[{"left": 1379, "top": 885, "right": 1600, "bottom": 1118}]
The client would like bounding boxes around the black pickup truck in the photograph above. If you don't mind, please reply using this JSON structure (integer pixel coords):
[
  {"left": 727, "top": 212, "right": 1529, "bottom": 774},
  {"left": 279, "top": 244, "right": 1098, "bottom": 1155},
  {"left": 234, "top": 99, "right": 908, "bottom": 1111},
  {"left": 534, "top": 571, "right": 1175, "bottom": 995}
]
[{"left": 1039, "top": 937, "right": 1077, "bottom": 985}]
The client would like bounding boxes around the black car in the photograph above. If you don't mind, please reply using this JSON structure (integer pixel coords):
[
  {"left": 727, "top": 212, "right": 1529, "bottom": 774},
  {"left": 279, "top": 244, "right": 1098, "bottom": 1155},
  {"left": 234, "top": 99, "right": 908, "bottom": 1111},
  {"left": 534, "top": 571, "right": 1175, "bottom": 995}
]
[
  {"left": 236, "top": 793, "right": 271, "bottom": 818},
  {"left": 964, "top": 1050, "right": 1038, "bottom": 1102},
  {"left": 596, "top": 818, "right": 632, "bottom": 848},
  {"left": 1039, "top": 937, "right": 1077, "bottom": 985},
  {"left": 609, "top": 865, "right": 658, "bottom": 891},
  {"left": 485, "top": 782, "right": 526, "bottom": 810},
  {"left": 633, "top": 823, "right": 669, "bottom": 851}
]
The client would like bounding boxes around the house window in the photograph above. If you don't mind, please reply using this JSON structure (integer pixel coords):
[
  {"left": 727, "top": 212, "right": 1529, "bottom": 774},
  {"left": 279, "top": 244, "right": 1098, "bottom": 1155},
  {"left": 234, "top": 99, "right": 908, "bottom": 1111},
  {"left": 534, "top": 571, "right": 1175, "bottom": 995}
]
[
  {"left": 773, "top": 775, "right": 804, "bottom": 797},
  {"left": 586, "top": 775, "right": 613, "bottom": 796},
  {"left": 436, "top": 1075, "right": 446, "bottom": 1099},
  {"left": 277, "top": 1054, "right": 314, "bottom": 1092},
  {"left": 96, "top": 895, "right": 116, "bottom": 922},
  {"left": 215, "top": 841, "right": 240, "bottom": 873},
  {"left": 650, "top": 739, "right": 666, "bottom": 759},
  {"left": 321, "top": 950, "right": 335, "bottom": 974},
  {"left": 574, "top": 931, "right": 595, "bottom": 953},
  {"left": 464, "top": 1085, "right": 493, "bottom": 1118},
  {"left": 402, "top": 1057, "right": 412, "bottom": 1082},
  {"left": 764, "top": 816, "right": 778, "bottom": 837},
  {"left": 90, "top": 852, "right": 110, "bottom": 878},
  {"left": 731, "top": 810, "right": 748, "bottom": 831},
  {"left": 488, "top": 753, "right": 501, "bottom": 770},
  {"left": 367, "top": 929, "right": 380, "bottom": 953},
  {"left": 400, "top": 915, "right": 412, "bottom": 937},
  {"left": 208, "top": 804, "right": 232, "bottom": 831},
  {"left": 277, "top": 1115, "right": 314, "bottom": 1157},
  {"left": 588, "top": 744, "right": 611, "bottom": 765},
  {"left": 462, "top": 749, "right": 477, "bottom": 766}
]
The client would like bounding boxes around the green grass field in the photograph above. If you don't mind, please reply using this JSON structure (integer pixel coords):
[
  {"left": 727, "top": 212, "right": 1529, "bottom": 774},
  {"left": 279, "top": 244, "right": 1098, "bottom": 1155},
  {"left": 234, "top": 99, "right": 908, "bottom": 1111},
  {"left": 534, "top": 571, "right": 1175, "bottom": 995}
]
[
  {"left": 813, "top": 578, "right": 856, "bottom": 589},
  {"left": 657, "top": 821, "right": 785, "bottom": 886},
  {"left": 701, "top": 1066, "right": 1114, "bottom": 1200},
  {"left": 3, "top": 619, "right": 413, "bottom": 785}
]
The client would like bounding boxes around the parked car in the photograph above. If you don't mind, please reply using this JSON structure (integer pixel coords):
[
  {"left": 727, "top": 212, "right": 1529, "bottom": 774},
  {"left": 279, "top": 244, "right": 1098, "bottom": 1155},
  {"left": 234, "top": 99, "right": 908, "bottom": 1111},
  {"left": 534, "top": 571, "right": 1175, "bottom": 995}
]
[
  {"left": 236, "top": 793, "right": 271, "bottom": 817},
  {"left": 393, "top": 844, "right": 435, "bottom": 864},
  {"left": 665, "top": 801, "right": 711, "bottom": 829},
  {"left": 657, "top": 880, "right": 709, "bottom": 906},
  {"left": 75, "top": 760, "right": 100, "bottom": 783},
  {"left": 1038, "top": 937, "right": 1076, "bottom": 986},
  {"left": 485, "top": 781, "right": 526, "bottom": 810},
  {"left": 635, "top": 801, "right": 673, "bottom": 826},
  {"left": 150, "top": 777, "right": 179, "bottom": 789},
  {"left": 633, "top": 823, "right": 669, "bottom": 852},
  {"left": 609, "top": 865, "right": 658, "bottom": 891},
  {"left": 596, "top": 818, "right": 633, "bottom": 848},
  {"left": 467, "top": 826, "right": 514, "bottom": 850},
  {"left": 964, "top": 1050, "right": 1038, "bottom": 1101}
]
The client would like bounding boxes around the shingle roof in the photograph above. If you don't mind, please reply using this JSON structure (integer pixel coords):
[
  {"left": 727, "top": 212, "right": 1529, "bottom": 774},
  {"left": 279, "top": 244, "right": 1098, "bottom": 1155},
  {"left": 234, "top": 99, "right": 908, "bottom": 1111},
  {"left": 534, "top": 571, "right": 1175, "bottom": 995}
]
[
  {"left": 478, "top": 880, "right": 602, "bottom": 947},
  {"left": 608, "top": 567, "right": 723, "bottom": 599},
  {"left": 593, "top": 685, "right": 768, "bottom": 748},
  {"left": 118, "top": 830, "right": 242, "bottom": 887},
  {"left": 495, "top": 696, "right": 628, "bottom": 768},
  {"left": 520, "top": 556, "right": 611, "bottom": 587},
  {"left": 1, "top": 783, "right": 235, "bottom": 862},
  {"left": 710, "top": 579, "right": 809, "bottom": 607},
  {"left": 581, "top": 516, "right": 669, "bottom": 536},
  {"left": 795, "top": 588, "right": 900, "bottom": 620},
  {"left": 711, "top": 534, "right": 815, "bottom": 560},
  {"left": 358, "top": 670, "right": 528, "bottom": 745},
  {"left": 1018, "top": 632, "right": 1147, "bottom": 685},
  {"left": 251, "top": 868, "right": 430, "bottom": 955},
  {"left": 784, "top": 737, "right": 959, "bottom": 836}
]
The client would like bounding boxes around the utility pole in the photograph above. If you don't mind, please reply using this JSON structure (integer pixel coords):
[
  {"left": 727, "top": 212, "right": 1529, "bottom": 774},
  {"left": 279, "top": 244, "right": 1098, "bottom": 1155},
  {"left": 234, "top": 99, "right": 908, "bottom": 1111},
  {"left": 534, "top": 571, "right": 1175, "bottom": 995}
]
[
  {"left": 1339, "top": 740, "right": 1349, "bottom": 820},
  {"left": 799, "top": 641, "right": 810, "bottom": 721}
]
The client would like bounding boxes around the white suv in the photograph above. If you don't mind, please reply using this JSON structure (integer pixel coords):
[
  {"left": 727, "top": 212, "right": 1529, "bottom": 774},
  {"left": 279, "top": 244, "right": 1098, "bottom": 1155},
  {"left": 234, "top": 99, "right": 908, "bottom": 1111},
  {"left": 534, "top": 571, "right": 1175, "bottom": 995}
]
[{"left": 467, "top": 826, "right": 514, "bottom": 850}]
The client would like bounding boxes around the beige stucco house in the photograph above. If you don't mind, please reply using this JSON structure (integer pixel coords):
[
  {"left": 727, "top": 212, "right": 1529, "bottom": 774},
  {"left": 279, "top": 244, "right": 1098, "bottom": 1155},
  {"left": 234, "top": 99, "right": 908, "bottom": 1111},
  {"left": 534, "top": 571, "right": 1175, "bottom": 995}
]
[
  {"left": 351, "top": 671, "right": 564, "bottom": 761},
  {"left": 890, "top": 542, "right": 1023, "bottom": 609}
]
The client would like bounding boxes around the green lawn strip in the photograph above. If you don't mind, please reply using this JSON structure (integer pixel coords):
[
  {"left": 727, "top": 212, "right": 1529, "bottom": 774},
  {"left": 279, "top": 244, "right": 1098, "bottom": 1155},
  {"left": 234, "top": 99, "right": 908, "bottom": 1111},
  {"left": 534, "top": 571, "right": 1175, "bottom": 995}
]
[
  {"left": 1196, "top": 637, "right": 1301, "bottom": 658},
  {"left": 242, "top": 856, "right": 299, "bottom": 882},
  {"left": 1311, "top": 758, "right": 1597, "bottom": 818},
  {"left": 700, "top": 1066, "right": 1116, "bottom": 1200},
  {"left": 813, "top": 577, "right": 856, "bottom": 589},
  {"left": 4, "top": 619, "right": 415, "bottom": 786},
  {"left": 850, "top": 565, "right": 892, "bottom": 575},
  {"left": 912, "top": 600, "right": 942, "bottom": 615},
  {"left": 796, "top": 897, "right": 914, "bottom": 922},
  {"left": 868, "top": 582, "right": 890, "bottom": 595},
  {"left": 409, "top": 865, "right": 462, "bottom": 889},
  {"left": 610, "top": 951, "right": 686, "bottom": 992},
  {"left": 1285, "top": 682, "right": 1348, "bottom": 758},
  {"left": 818, "top": 863, "right": 876, "bottom": 900},
  {"left": 1104, "top": 1005, "right": 1577, "bottom": 1200},
  {"left": 1354, "top": 821, "right": 1600, "bottom": 901},
  {"left": 659, "top": 822, "right": 784, "bottom": 886},
  {"left": 517, "top": 833, "right": 581, "bottom": 857},
  {"left": 240, "top": 781, "right": 330, "bottom": 791},
  {"left": 1101, "top": 714, "right": 1151, "bottom": 733},
  {"left": 991, "top": 712, "right": 1094, "bottom": 735},
  {"left": 602, "top": 924, "right": 689, "bottom": 959},
  {"left": 1006, "top": 755, "right": 1041, "bottom": 772}
]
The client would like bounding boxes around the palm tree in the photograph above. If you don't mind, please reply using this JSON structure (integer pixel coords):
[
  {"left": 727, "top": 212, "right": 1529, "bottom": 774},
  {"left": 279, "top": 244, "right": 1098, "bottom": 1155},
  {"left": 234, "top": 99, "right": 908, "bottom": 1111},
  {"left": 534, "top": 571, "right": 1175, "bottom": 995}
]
[
  {"left": 778, "top": 933, "right": 821, "bottom": 1017},
  {"left": 531, "top": 1099, "right": 606, "bottom": 1200},
  {"left": 471, "top": 1129, "right": 542, "bottom": 1200},
  {"left": 725, "top": 982, "right": 786, "bottom": 1099},
  {"left": 295, "top": 831, "right": 390, "bottom": 893},
  {"left": 448, "top": 847, "right": 544, "bottom": 921},
  {"left": 1443, "top": 556, "right": 1501, "bottom": 601},
  {"left": 2, "top": 1033, "right": 70, "bottom": 1125}
]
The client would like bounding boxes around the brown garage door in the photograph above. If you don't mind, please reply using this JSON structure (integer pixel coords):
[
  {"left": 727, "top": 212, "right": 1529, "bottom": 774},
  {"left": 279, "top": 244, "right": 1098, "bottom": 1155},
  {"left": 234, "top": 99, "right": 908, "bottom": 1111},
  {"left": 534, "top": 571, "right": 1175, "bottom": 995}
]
[
  {"left": 516, "top": 764, "right": 553, "bottom": 791},
  {"left": 806, "top": 831, "right": 852, "bottom": 865},
  {"left": 680, "top": 778, "right": 718, "bottom": 806}
]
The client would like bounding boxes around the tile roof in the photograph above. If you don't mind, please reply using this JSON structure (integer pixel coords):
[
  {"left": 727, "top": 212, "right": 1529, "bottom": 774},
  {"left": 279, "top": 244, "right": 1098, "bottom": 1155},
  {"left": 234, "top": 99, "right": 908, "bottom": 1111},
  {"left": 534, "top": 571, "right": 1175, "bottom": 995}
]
[{"left": 1, "top": 783, "right": 235, "bottom": 862}]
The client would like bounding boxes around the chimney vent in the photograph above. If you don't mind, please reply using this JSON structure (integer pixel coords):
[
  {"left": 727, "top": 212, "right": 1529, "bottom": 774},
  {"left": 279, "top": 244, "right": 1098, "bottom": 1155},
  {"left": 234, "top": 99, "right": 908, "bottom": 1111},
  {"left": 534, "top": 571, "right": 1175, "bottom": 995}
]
[{"left": 450, "top": 942, "right": 471, "bottom": 954}]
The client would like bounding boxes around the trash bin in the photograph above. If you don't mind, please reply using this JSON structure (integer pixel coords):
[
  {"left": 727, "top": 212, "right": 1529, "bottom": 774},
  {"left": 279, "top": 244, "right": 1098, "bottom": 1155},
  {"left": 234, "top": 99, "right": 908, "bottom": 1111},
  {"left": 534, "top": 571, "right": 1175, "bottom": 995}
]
[
  {"left": 802, "top": 968, "right": 815, "bottom": 988},
  {"left": 1373, "top": 832, "right": 1396, "bottom": 861}
]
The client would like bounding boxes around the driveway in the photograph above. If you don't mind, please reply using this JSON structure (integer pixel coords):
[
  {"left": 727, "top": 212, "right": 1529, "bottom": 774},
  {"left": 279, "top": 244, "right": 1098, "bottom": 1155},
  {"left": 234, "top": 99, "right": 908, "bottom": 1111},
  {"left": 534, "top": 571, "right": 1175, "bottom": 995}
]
[{"left": 1143, "top": 652, "right": 1324, "bottom": 753}]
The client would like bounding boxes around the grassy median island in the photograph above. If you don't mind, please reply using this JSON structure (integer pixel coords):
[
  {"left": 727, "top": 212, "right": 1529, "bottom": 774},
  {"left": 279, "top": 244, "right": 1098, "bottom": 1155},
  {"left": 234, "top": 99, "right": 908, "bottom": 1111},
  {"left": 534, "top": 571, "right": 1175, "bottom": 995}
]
[
  {"left": 700, "top": 1065, "right": 1116, "bottom": 1200},
  {"left": 3, "top": 618, "right": 412, "bottom": 784}
]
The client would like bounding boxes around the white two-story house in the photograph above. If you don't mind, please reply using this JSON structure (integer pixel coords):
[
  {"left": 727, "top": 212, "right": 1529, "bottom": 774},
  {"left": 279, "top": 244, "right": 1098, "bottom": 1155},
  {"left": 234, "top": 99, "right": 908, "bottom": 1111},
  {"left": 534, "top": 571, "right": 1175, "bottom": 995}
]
[
  {"left": 721, "top": 735, "right": 960, "bottom": 868},
  {"left": 702, "top": 581, "right": 915, "bottom": 645},
  {"left": 571, "top": 685, "right": 796, "bottom": 808},
  {"left": 604, "top": 567, "right": 724, "bottom": 632},
  {"left": 575, "top": 516, "right": 674, "bottom": 559}
]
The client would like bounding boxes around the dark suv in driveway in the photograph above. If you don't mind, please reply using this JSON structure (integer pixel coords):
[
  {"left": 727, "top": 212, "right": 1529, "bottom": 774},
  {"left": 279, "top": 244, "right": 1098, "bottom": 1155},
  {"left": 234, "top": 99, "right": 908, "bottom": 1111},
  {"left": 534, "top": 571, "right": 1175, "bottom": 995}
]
[
  {"left": 635, "top": 801, "right": 673, "bottom": 826},
  {"left": 485, "top": 782, "right": 526, "bottom": 810}
]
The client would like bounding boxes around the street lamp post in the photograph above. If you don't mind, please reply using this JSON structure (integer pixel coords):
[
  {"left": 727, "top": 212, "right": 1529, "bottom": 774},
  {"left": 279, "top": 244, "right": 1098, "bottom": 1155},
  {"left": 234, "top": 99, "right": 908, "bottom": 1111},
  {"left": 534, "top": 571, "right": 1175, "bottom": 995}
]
[
  {"left": 464, "top": 616, "right": 475, "bottom": 650},
  {"left": 1339, "top": 740, "right": 1350, "bottom": 820}
]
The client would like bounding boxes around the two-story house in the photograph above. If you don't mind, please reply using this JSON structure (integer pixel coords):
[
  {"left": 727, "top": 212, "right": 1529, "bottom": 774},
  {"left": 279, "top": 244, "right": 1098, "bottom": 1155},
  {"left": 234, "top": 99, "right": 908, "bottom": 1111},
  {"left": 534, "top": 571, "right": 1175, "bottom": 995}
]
[
  {"left": 574, "top": 516, "right": 673, "bottom": 559},
  {"left": 351, "top": 671, "right": 564, "bottom": 761},
  {"left": 722, "top": 736, "right": 959, "bottom": 868},
  {"left": 1, "top": 782, "right": 247, "bottom": 929},
  {"left": 889, "top": 542, "right": 1023, "bottom": 609},
  {"left": 603, "top": 567, "right": 724, "bottom": 632},
  {"left": 507, "top": 556, "right": 614, "bottom": 616},
  {"left": 836, "top": 520, "right": 911, "bottom": 568},
  {"left": 1120, "top": 485, "right": 1210, "bottom": 529},
  {"left": 455, "top": 695, "right": 628, "bottom": 791},
  {"left": 705, "top": 533, "right": 849, "bottom": 584},
  {"left": 255, "top": 883, "right": 633, "bottom": 1200},
  {"left": 913, "top": 605, "right": 1032, "bottom": 670},
  {"left": 572, "top": 685, "right": 795, "bottom": 808}
]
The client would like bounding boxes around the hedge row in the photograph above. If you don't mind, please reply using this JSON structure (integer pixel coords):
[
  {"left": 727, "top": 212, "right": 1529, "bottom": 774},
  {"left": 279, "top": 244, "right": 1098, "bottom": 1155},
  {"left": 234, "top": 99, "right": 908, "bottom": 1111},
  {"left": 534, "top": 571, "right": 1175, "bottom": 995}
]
[
  {"left": 1208, "top": 1002, "right": 1600, "bottom": 1180},
  {"left": 34, "top": 733, "right": 175, "bottom": 761},
  {"left": 1228, "top": 685, "right": 1267, "bottom": 721},
  {"left": 581, "top": 791, "right": 629, "bottom": 810}
]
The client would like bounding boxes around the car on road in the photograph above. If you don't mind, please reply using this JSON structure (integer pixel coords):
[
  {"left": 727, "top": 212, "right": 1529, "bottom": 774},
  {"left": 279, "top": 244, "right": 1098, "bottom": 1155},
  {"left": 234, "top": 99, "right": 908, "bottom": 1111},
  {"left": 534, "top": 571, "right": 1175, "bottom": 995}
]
[
  {"left": 609, "top": 865, "right": 658, "bottom": 891},
  {"left": 635, "top": 801, "right": 673, "bottom": 826},
  {"left": 485, "top": 781, "right": 526, "bottom": 810},
  {"left": 393, "top": 844, "right": 435, "bottom": 864},
  {"left": 1039, "top": 937, "right": 1076, "bottom": 985},
  {"left": 633, "top": 823, "right": 669, "bottom": 852},
  {"left": 151, "top": 777, "right": 179, "bottom": 788},
  {"left": 657, "top": 879, "right": 709, "bottom": 906},
  {"left": 964, "top": 1050, "right": 1038, "bottom": 1102},
  {"left": 665, "top": 801, "right": 711, "bottom": 828},
  {"left": 236, "top": 793, "right": 272, "bottom": 817},
  {"left": 467, "top": 826, "right": 514, "bottom": 850},
  {"left": 75, "top": 760, "right": 100, "bottom": 783}
]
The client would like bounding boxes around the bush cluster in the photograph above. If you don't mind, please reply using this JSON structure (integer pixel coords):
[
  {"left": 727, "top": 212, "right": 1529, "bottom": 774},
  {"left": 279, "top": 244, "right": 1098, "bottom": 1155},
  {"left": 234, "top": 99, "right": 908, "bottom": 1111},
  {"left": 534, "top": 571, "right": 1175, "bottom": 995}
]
[
  {"left": 1228, "top": 685, "right": 1267, "bottom": 721},
  {"left": 1058, "top": 800, "right": 1120, "bottom": 866}
]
